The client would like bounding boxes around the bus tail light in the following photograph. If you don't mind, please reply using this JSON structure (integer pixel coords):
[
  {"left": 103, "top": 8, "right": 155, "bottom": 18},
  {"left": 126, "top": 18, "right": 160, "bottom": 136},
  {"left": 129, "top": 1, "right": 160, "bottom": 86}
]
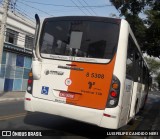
[
  {"left": 110, "top": 91, "right": 117, "bottom": 97},
  {"left": 106, "top": 75, "right": 120, "bottom": 108},
  {"left": 27, "top": 70, "right": 33, "bottom": 94},
  {"left": 25, "top": 98, "right": 31, "bottom": 101}
]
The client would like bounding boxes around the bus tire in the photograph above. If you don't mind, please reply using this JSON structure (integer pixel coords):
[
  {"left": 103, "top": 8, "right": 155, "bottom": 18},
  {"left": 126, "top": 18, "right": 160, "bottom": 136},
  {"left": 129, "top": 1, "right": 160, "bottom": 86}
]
[
  {"left": 128, "top": 118, "right": 135, "bottom": 125},
  {"left": 140, "top": 102, "right": 145, "bottom": 110},
  {"left": 141, "top": 96, "right": 147, "bottom": 110}
]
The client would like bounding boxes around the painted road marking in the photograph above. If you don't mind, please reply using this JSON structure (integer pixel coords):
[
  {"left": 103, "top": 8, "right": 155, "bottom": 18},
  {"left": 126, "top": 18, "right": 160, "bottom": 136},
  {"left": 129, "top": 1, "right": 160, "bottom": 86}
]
[
  {"left": 0, "top": 112, "right": 33, "bottom": 121},
  {"left": 0, "top": 98, "right": 24, "bottom": 103}
]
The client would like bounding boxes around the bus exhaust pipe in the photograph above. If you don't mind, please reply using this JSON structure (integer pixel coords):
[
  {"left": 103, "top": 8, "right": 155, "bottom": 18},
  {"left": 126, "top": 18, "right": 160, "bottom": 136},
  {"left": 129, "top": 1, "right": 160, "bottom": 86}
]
[
  {"left": 32, "top": 14, "right": 42, "bottom": 80},
  {"left": 33, "top": 14, "right": 40, "bottom": 59}
]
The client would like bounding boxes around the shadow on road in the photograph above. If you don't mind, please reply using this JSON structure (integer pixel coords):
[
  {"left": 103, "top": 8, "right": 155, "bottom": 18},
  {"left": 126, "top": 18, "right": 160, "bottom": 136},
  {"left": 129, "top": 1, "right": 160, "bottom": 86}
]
[{"left": 24, "top": 112, "right": 114, "bottom": 138}]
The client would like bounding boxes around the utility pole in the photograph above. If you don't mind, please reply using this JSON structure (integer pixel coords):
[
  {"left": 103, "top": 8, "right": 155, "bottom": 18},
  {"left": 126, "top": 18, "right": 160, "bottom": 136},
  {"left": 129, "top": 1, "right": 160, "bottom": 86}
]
[{"left": 0, "top": 0, "right": 10, "bottom": 64}]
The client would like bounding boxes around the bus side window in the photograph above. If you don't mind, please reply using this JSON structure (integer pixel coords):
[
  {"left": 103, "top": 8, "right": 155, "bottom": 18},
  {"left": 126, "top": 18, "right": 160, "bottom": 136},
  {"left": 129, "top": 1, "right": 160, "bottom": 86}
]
[
  {"left": 143, "top": 63, "right": 149, "bottom": 92},
  {"left": 126, "top": 37, "right": 134, "bottom": 80},
  {"left": 139, "top": 57, "right": 143, "bottom": 83},
  {"left": 134, "top": 47, "right": 142, "bottom": 82},
  {"left": 140, "top": 60, "right": 144, "bottom": 83}
]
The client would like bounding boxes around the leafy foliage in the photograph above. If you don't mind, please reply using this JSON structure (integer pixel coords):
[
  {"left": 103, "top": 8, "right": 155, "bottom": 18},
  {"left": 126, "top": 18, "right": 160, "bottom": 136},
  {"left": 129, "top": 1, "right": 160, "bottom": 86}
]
[
  {"left": 143, "top": 1, "right": 160, "bottom": 58},
  {"left": 110, "top": 0, "right": 160, "bottom": 58},
  {"left": 145, "top": 57, "right": 160, "bottom": 89},
  {"left": 145, "top": 57, "right": 160, "bottom": 75},
  {"left": 156, "top": 73, "right": 160, "bottom": 89},
  {"left": 125, "top": 14, "right": 146, "bottom": 48},
  {"left": 110, "top": 0, "right": 151, "bottom": 15}
]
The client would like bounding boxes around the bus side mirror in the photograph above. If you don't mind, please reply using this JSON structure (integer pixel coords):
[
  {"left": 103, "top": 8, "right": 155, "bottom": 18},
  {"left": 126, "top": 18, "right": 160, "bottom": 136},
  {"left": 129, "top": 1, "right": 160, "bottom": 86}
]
[{"left": 32, "top": 60, "right": 42, "bottom": 80}]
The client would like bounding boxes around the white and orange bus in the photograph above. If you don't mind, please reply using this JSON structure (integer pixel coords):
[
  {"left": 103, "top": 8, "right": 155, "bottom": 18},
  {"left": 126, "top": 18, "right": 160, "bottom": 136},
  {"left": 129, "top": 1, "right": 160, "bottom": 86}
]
[{"left": 25, "top": 15, "right": 150, "bottom": 129}]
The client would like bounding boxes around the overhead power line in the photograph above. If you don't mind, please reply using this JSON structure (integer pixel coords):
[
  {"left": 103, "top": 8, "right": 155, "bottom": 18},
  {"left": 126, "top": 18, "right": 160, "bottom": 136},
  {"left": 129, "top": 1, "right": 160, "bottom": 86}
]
[
  {"left": 81, "top": 0, "right": 97, "bottom": 16},
  {"left": 15, "top": 7, "right": 35, "bottom": 22},
  {"left": 21, "top": 0, "right": 112, "bottom": 8},
  {"left": 17, "top": 1, "right": 54, "bottom": 17},
  {"left": 76, "top": 0, "right": 93, "bottom": 16},
  {"left": 15, "top": 12, "right": 34, "bottom": 24},
  {"left": 70, "top": 0, "right": 87, "bottom": 15},
  {"left": 15, "top": 4, "right": 38, "bottom": 20},
  {"left": 0, "top": 0, "right": 10, "bottom": 63},
  {"left": 1, "top": 0, "right": 35, "bottom": 25}
]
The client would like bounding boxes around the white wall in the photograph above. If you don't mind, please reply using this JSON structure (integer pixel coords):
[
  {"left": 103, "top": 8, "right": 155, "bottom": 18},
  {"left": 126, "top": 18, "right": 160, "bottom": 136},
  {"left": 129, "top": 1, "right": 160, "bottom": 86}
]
[{"left": 0, "top": 8, "right": 35, "bottom": 48}]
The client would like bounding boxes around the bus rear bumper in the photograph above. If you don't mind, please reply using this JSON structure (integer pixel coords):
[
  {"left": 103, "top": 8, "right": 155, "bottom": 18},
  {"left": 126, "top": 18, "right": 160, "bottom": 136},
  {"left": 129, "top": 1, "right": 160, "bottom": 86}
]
[
  {"left": 100, "top": 108, "right": 120, "bottom": 129},
  {"left": 25, "top": 92, "right": 120, "bottom": 129}
]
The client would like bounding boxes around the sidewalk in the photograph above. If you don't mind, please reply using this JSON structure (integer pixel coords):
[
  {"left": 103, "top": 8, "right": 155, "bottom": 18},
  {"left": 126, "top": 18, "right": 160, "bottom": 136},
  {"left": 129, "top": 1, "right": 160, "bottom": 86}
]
[{"left": 0, "top": 91, "right": 25, "bottom": 102}]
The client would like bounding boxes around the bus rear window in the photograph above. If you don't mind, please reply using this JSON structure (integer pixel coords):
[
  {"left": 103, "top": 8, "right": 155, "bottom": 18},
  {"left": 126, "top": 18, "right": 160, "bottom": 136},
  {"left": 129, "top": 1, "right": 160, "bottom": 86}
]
[{"left": 40, "top": 19, "right": 120, "bottom": 63}]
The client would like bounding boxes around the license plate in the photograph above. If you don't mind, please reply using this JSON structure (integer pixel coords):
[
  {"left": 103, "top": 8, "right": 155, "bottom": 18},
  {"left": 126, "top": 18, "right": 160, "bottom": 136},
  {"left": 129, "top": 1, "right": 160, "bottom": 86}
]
[{"left": 59, "top": 91, "right": 75, "bottom": 99}]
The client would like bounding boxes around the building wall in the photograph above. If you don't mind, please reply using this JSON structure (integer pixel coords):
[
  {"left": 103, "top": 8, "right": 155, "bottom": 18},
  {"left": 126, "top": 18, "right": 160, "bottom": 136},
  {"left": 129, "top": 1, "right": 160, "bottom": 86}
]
[
  {"left": 0, "top": 9, "right": 35, "bottom": 92},
  {"left": 0, "top": 51, "right": 32, "bottom": 91}
]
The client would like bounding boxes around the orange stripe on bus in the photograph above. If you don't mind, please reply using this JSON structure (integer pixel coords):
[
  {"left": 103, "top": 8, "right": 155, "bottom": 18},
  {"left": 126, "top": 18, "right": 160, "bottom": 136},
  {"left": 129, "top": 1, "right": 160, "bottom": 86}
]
[{"left": 67, "top": 54, "right": 116, "bottom": 109}]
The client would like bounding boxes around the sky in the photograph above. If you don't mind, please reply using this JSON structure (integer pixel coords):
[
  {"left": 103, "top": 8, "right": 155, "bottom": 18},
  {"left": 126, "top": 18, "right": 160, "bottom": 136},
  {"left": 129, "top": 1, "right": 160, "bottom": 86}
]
[{"left": 8, "top": 0, "right": 120, "bottom": 22}]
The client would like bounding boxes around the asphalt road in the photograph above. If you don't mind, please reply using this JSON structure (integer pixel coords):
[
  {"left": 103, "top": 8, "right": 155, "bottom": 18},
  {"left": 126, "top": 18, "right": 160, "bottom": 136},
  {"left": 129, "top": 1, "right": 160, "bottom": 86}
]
[{"left": 0, "top": 92, "right": 160, "bottom": 139}]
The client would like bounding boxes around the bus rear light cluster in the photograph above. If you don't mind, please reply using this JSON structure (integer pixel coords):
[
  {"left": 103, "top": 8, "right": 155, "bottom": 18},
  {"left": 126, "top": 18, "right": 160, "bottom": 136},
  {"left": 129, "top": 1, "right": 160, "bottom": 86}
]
[
  {"left": 28, "top": 79, "right": 33, "bottom": 84},
  {"left": 27, "top": 70, "right": 33, "bottom": 94},
  {"left": 110, "top": 91, "right": 117, "bottom": 97},
  {"left": 106, "top": 75, "right": 120, "bottom": 108},
  {"left": 109, "top": 99, "right": 116, "bottom": 106},
  {"left": 25, "top": 98, "right": 31, "bottom": 101}
]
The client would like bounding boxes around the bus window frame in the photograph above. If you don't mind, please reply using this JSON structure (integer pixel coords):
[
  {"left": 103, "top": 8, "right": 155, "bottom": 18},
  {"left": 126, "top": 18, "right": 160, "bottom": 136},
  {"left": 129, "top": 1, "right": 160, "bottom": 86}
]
[{"left": 38, "top": 18, "right": 121, "bottom": 64}]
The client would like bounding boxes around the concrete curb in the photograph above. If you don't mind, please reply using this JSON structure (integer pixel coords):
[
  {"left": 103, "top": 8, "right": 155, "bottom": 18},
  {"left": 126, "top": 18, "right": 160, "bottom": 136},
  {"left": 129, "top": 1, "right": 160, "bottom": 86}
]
[
  {"left": 0, "top": 97, "right": 24, "bottom": 102},
  {"left": 0, "top": 91, "right": 25, "bottom": 102}
]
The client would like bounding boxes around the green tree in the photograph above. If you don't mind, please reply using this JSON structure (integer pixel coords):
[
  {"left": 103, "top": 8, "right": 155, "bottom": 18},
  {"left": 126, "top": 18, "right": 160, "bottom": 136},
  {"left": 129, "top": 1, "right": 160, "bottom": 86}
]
[
  {"left": 110, "top": 0, "right": 149, "bottom": 16},
  {"left": 125, "top": 14, "right": 146, "bottom": 48},
  {"left": 145, "top": 57, "right": 160, "bottom": 89},
  {"left": 110, "top": 0, "right": 160, "bottom": 58},
  {"left": 156, "top": 73, "right": 160, "bottom": 90},
  {"left": 143, "top": 1, "right": 160, "bottom": 58},
  {"left": 145, "top": 57, "right": 160, "bottom": 75}
]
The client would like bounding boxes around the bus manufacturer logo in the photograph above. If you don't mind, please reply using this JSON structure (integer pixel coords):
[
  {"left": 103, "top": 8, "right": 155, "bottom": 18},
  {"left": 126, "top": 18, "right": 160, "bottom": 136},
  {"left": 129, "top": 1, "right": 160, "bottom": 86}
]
[{"left": 44, "top": 70, "right": 49, "bottom": 75}]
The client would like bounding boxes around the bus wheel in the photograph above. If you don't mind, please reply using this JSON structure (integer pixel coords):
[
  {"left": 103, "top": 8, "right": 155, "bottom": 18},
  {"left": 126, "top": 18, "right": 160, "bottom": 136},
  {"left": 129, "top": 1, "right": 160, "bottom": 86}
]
[
  {"left": 141, "top": 96, "right": 147, "bottom": 110},
  {"left": 140, "top": 102, "right": 145, "bottom": 110},
  {"left": 128, "top": 118, "right": 135, "bottom": 125}
]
